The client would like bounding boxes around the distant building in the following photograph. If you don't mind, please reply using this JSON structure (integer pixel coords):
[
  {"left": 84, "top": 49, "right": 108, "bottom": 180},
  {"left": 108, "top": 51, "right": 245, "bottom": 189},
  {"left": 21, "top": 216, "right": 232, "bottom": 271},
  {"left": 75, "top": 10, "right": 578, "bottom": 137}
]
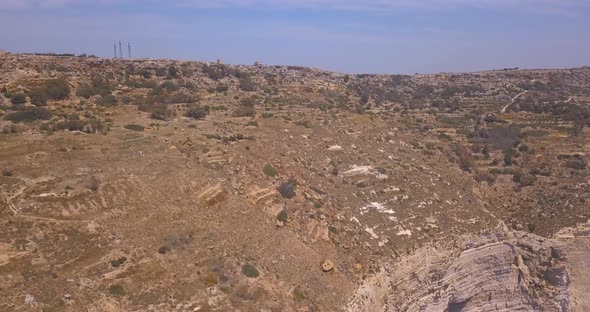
[{"left": 216, "top": 59, "right": 223, "bottom": 65}]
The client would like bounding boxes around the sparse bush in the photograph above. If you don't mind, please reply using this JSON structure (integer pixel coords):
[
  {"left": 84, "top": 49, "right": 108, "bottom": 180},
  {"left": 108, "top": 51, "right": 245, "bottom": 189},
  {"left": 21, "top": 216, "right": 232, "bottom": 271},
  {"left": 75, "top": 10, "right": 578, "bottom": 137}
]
[
  {"left": 4, "top": 107, "right": 52, "bottom": 123},
  {"left": 565, "top": 160, "right": 586, "bottom": 170},
  {"left": 110, "top": 257, "right": 127, "bottom": 268},
  {"left": 239, "top": 76, "right": 258, "bottom": 91},
  {"left": 242, "top": 264, "right": 259, "bottom": 278},
  {"left": 293, "top": 288, "right": 306, "bottom": 302},
  {"left": 43, "top": 79, "right": 70, "bottom": 100},
  {"left": 518, "top": 144, "right": 530, "bottom": 153},
  {"left": 109, "top": 284, "right": 126, "bottom": 297},
  {"left": 480, "top": 126, "right": 521, "bottom": 149},
  {"left": 76, "top": 84, "right": 97, "bottom": 99},
  {"left": 168, "top": 65, "right": 179, "bottom": 78},
  {"left": 10, "top": 93, "right": 26, "bottom": 105},
  {"left": 454, "top": 144, "right": 474, "bottom": 172},
  {"left": 261, "top": 112, "right": 273, "bottom": 118},
  {"left": 185, "top": 104, "right": 208, "bottom": 119},
  {"left": 29, "top": 88, "right": 48, "bottom": 105},
  {"left": 263, "top": 164, "right": 277, "bottom": 177},
  {"left": 474, "top": 170, "right": 495, "bottom": 185},
  {"left": 55, "top": 117, "right": 107, "bottom": 134},
  {"left": 139, "top": 69, "right": 152, "bottom": 79},
  {"left": 2, "top": 169, "right": 13, "bottom": 177},
  {"left": 142, "top": 104, "right": 174, "bottom": 121},
  {"left": 96, "top": 94, "right": 118, "bottom": 106},
  {"left": 503, "top": 148, "right": 516, "bottom": 166},
  {"left": 277, "top": 210, "right": 288, "bottom": 223},
  {"left": 513, "top": 172, "right": 536, "bottom": 187},
  {"left": 215, "top": 84, "right": 229, "bottom": 93},
  {"left": 234, "top": 97, "right": 257, "bottom": 117},
  {"left": 124, "top": 124, "right": 145, "bottom": 131}
]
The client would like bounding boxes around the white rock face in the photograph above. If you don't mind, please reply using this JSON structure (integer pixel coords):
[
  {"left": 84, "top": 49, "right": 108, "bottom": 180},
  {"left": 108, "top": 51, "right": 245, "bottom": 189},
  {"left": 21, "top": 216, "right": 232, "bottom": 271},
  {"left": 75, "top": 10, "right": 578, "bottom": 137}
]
[{"left": 347, "top": 224, "right": 588, "bottom": 312}]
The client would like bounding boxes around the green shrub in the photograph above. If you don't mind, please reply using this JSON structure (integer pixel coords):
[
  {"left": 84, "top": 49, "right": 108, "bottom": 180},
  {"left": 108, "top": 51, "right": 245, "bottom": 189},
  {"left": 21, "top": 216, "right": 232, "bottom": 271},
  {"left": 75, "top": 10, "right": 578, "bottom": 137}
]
[
  {"left": 110, "top": 257, "right": 127, "bottom": 268},
  {"left": 148, "top": 105, "right": 175, "bottom": 121},
  {"left": 5, "top": 107, "right": 52, "bottom": 123},
  {"left": 565, "top": 160, "right": 586, "bottom": 170},
  {"left": 216, "top": 84, "right": 229, "bottom": 93},
  {"left": 513, "top": 172, "right": 536, "bottom": 187},
  {"left": 10, "top": 93, "right": 26, "bottom": 105},
  {"left": 44, "top": 79, "right": 70, "bottom": 100},
  {"left": 261, "top": 112, "right": 273, "bottom": 118},
  {"left": 76, "top": 84, "right": 97, "bottom": 99},
  {"left": 293, "top": 288, "right": 306, "bottom": 302},
  {"left": 185, "top": 104, "right": 208, "bottom": 119},
  {"left": 96, "top": 95, "right": 118, "bottom": 106},
  {"left": 503, "top": 148, "right": 516, "bottom": 166},
  {"left": 168, "top": 65, "right": 179, "bottom": 78},
  {"left": 263, "top": 164, "right": 277, "bottom": 177},
  {"left": 242, "top": 264, "right": 259, "bottom": 278},
  {"left": 210, "top": 105, "right": 228, "bottom": 111},
  {"left": 277, "top": 210, "right": 288, "bottom": 223},
  {"left": 29, "top": 88, "right": 48, "bottom": 106},
  {"left": 234, "top": 97, "right": 257, "bottom": 117},
  {"left": 109, "top": 284, "right": 126, "bottom": 297},
  {"left": 124, "top": 124, "right": 145, "bottom": 131},
  {"left": 239, "top": 76, "right": 258, "bottom": 91},
  {"left": 454, "top": 144, "right": 474, "bottom": 172}
]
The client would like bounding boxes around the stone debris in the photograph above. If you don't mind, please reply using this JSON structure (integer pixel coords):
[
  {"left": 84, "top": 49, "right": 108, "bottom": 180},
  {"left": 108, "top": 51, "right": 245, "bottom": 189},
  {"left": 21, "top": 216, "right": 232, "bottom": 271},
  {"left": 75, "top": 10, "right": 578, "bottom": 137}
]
[
  {"left": 327, "top": 145, "right": 343, "bottom": 151},
  {"left": 24, "top": 294, "right": 35, "bottom": 305},
  {"left": 322, "top": 260, "right": 335, "bottom": 272}
]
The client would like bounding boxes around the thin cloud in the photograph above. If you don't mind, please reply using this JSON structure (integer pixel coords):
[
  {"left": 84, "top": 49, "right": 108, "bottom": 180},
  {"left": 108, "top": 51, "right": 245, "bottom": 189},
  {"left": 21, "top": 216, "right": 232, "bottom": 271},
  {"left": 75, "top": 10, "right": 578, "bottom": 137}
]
[
  {"left": 176, "top": 0, "right": 590, "bottom": 13},
  {"left": 2, "top": 0, "right": 589, "bottom": 12}
]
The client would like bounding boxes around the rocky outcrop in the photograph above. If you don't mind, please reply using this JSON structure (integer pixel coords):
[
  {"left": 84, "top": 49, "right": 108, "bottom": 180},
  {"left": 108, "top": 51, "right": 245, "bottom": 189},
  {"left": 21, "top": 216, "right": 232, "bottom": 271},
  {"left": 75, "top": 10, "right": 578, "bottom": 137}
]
[{"left": 348, "top": 222, "right": 589, "bottom": 311}]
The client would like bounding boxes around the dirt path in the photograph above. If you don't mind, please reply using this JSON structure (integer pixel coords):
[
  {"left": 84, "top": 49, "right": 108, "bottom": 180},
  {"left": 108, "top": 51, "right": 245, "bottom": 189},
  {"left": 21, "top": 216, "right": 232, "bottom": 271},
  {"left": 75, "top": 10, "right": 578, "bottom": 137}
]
[{"left": 501, "top": 90, "right": 528, "bottom": 113}]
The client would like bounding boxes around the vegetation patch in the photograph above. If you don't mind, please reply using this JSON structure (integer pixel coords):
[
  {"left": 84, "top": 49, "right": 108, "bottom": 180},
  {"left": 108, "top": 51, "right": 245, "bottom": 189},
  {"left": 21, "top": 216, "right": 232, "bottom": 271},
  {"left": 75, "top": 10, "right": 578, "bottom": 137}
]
[
  {"left": 109, "top": 284, "right": 127, "bottom": 297},
  {"left": 10, "top": 93, "right": 27, "bottom": 105},
  {"left": 124, "top": 124, "right": 145, "bottom": 132},
  {"left": 277, "top": 210, "right": 288, "bottom": 223},
  {"left": 263, "top": 164, "right": 278, "bottom": 177},
  {"left": 242, "top": 264, "right": 260, "bottom": 278},
  {"left": 4, "top": 107, "right": 52, "bottom": 123}
]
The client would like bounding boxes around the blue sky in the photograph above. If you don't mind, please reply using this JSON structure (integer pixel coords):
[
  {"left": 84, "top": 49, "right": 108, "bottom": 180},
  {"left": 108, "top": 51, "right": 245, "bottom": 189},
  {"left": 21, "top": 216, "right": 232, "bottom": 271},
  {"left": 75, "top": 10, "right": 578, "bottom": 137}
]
[{"left": 0, "top": 0, "right": 589, "bottom": 74}]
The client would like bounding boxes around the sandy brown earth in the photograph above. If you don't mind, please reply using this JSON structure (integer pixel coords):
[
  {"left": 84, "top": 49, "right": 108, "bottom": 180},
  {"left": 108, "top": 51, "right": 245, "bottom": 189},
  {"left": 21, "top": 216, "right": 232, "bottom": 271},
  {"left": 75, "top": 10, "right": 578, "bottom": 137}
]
[{"left": 0, "top": 53, "right": 589, "bottom": 311}]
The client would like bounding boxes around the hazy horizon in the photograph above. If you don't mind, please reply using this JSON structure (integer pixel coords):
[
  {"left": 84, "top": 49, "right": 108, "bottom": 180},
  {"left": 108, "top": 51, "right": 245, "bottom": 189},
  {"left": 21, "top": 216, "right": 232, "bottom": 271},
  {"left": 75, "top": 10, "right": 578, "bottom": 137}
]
[{"left": 1, "top": 0, "right": 589, "bottom": 74}]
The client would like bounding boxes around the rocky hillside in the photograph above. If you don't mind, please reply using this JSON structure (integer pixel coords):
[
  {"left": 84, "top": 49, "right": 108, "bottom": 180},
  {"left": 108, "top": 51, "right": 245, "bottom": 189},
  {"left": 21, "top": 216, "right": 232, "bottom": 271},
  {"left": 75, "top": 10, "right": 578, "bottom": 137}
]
[{"left": 0, "top": 53, "right": 588, "bottom": 311}]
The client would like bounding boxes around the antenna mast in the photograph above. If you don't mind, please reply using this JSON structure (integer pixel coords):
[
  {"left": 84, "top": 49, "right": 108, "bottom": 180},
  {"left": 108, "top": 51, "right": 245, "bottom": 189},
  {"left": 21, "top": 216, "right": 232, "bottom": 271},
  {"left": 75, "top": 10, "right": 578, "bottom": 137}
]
[
  {"left": 114, "top": 42, "right": 117, "bottom": 59},
  {"left": 128, "top": 42, "right": 131, "bottom": 59},
  {"left": 118, "top": 41, "right": 123, "bottom": 59}
]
